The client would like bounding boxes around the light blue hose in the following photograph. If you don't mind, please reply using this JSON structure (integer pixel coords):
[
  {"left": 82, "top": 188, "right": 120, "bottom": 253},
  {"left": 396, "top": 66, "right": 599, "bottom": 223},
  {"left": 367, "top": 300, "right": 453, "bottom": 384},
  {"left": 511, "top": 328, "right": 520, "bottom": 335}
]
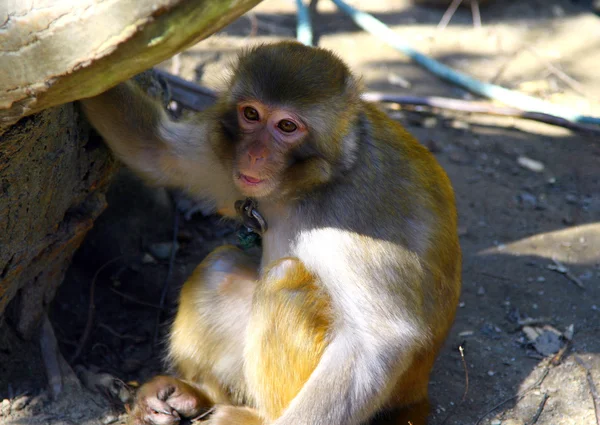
[{"left": 304, "top": 0, "right": 600, "bottom": 126}]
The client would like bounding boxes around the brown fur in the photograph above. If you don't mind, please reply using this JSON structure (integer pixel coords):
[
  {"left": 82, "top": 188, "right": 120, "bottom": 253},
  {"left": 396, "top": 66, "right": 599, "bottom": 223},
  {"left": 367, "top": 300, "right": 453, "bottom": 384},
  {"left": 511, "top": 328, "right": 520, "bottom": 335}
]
[{"left": 80, "top": 42, "right": 462, "bottom": 425}]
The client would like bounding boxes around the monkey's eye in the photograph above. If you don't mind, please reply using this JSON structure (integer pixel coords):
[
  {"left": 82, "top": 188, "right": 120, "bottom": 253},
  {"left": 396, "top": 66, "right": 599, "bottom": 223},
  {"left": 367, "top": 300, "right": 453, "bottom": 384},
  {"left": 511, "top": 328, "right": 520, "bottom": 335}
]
[
  {"left": 243, "top": 107, "right": 260, "bottom": 121},
  {"left": 277, "top": 120, "right": 297, "bottom": 133}
]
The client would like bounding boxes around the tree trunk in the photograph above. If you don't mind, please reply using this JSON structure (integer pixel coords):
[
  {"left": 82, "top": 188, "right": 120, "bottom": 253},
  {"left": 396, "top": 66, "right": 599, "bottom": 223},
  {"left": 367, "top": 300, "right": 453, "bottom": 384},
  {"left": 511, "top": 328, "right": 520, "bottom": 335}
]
[{"left": 0, "top": 0, "right": 262, "bottom": 337}]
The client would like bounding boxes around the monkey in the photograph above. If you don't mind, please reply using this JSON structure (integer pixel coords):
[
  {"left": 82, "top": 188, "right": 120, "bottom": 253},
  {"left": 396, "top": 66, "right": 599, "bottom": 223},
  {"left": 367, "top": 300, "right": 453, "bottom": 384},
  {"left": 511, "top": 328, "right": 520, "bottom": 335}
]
[{"left": 80, "top": 41, "right": 462, "bottom": 425}]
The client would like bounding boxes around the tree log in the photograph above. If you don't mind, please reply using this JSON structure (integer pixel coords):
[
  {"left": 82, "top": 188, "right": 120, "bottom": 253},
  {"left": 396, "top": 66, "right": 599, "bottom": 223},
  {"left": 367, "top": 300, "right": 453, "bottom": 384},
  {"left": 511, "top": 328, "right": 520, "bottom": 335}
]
[
  {"left": 0, "top": 0, "right": 262, "bottom": 337},
  {"left": 0, "top": 0, "right": 262, "bottom": 132}
]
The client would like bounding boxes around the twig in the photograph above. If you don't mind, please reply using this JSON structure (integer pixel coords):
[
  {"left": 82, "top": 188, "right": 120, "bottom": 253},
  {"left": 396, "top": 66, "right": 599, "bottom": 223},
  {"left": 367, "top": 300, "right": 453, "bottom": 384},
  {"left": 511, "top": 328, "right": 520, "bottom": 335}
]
[
  {"left": 547, "top": 257, "right": 585, "bottom": 289},
  {"left": 475, "top": 366, "right": 550, "bottom": 425},
  {"left": 438, "top": 0, "right": 463, "bottom": 31},
  {"left": 575, "top": 356, "right": 600, "bottom": 425},
  {"left": 526, "top": 48, "right": 594, "bottom": 100},
  {"left": 191, "top": 406, "right": 217, "bottom": 422},
  {"left": 479, "top": 271, "right": 511, "bottom": 281},
  {"left": 154, "top": 198, "right": 180, "bottom": 346},
  {"left": 155, "top": 68, "right": 600, "bottom": 135},
  {"left": 170, "top": 53, "right": 182, "bottom": 76},
  {"left": 526, "top": 393, "right": 549, "bottom": 425},
  {"left": 246, "top": 12, "right": 258, "bottom": 38},
  {"left": 109, "top": 287, "right": 163, "bottom": 309},
  {"left": 490, "top": 50, "right": 523, "bottom": 85},
  {"left": 40, "top": 314, "right": 63, "bottom": 399},
  {"left": 439, "top": 345, "right": 469, "bottom": 425},
  {"left": 330, "top": 0, "right": 600, "bottom": 126},
  {"left": 362, "top": 93, "right": 600, "bottom": 135},
  {"left": 98, "top": 322, "right": 146, "bottom": 342},
  {"left": 550, "top": 342, "right": 569, "bottom": 366},
  {"left": 71, "top": 256, "right": 125, "bottom": 363},
  {"left": 470, "top": 0, "right": 481, "bottom": 29}
]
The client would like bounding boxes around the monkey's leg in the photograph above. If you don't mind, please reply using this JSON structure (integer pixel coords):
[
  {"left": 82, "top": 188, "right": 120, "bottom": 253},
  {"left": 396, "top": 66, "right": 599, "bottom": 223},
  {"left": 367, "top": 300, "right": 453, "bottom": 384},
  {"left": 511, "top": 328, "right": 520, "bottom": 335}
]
[
  {"left": 203, "top": 257, "right": 331, "bottom": 425},
  {"left": 130, "top": 246, "right": 258, "bottom": 425}
]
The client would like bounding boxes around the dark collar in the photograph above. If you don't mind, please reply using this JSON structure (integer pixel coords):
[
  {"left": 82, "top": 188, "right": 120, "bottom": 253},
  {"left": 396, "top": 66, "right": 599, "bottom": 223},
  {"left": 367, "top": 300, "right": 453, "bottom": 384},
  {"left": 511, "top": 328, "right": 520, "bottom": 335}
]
[{"left": 235, "top": 198, "right": 268, "bottom": 235}]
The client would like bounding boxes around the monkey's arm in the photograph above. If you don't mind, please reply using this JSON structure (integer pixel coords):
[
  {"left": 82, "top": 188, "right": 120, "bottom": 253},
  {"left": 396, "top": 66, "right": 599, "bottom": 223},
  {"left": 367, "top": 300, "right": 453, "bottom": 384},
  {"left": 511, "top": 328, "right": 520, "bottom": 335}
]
[{"left": 80, "top": 82, "right": 240, "bottom": 213}]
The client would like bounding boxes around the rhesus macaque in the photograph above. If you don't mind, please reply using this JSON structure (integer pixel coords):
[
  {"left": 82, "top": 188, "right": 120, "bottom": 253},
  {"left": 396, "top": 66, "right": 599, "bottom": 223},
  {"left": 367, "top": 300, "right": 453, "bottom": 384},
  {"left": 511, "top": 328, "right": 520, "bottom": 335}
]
[{"left": 80, "top": 41, "right": 461, "bottom": 425}]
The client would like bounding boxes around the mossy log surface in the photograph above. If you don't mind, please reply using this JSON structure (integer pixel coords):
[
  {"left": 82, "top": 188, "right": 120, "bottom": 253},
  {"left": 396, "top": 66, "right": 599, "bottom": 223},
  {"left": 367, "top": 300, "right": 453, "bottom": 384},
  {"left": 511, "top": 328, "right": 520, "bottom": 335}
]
[{"left": 0, "top": 0, "right": 261, "bottom": 131}]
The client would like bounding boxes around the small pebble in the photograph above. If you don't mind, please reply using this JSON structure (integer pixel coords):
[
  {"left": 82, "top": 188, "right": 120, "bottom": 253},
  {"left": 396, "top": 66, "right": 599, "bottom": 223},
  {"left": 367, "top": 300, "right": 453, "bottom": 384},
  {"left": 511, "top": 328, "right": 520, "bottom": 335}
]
[
  {"left": 477, "top": 286, "right": 486, "bottom": 296},
  {"left": 102, "top": 414, "right": 119, "bottom": 424},
  {"left": 491, "top": 419, "right": 502, "bottom": 425},
  {"left": 450, "top": 119, "right": 470, "bottom": 130},
  {"left": 565, "top": 194, "right": 578, "bottom": 204},
  {"left": 11, "top": 395, "right": 30, "bottom": 411},
  {"left": 421, "top": 117, "right": 438, "bottom": 129},
  {"left": 149, "top": 242, "right": 180, "bottom": 260},
  {"left": 0, "top": 399, "right": 10, "bottom": 416},
  {"left": 488, "top": 370, "right": 496, "bottom": 377},
  {"left": 517, "top": 156, "right": 544, "bottom": 172}
]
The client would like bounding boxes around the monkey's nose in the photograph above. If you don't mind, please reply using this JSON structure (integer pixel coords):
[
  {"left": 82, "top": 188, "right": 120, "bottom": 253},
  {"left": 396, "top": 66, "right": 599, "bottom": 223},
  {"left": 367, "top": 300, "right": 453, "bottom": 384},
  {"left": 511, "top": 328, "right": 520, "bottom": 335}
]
[{"left": 248, "top": 153, "right": 265, "bottom": 166}]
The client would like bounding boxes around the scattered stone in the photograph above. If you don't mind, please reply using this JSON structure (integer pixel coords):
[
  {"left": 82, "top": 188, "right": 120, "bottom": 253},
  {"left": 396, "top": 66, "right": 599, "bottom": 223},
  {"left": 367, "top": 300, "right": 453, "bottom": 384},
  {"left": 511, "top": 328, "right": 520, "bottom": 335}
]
[
  {"left": 563, "top": 324, "right": 575, "bottom": 341},
  {"left": 459, "top": 330, "right": 474, "bottom": 337},
  {"left": 565, "top": 194, "right": 578, "bottom": 204},
  {"left": 481, "top": 323, "right": 501, "bottom": 339},
  {"left": 450, "top": 119, "right": 470, "bottom": 130},
  {"left": 534, "top": 330, "right": 562, "bottom": 356},
  {"left": 11, "top": 395, "right": 30, "bottom": 411},
  {"left": 449, "top": 150, "right": 470, "bottom": 164},
  {"left": 490, "top": 419, "right": 502, "bottom": 425},
  {"left": 141, "top": 253, "right": 157, "bottom": 264},
  {"left": 477, "top": 286, "right": 486, "bottom": 296},
  {"left": 517, "top": 192, "right": 537, "bottom": 208},
  {"left": 26, "top": 393, "right": 48, "bottom": 415},
  {"left": 517, "top": 156, "right": 545, "bottom": 173},
  {"left": 148, "top": 242, "right": 180, "bottom": 260},
  {"left": 424, "top": 139, "right": 441, "bottom": 153},
  {"left": 523, "top": 326, "right": 540, "bottom": 342},
  {"left": 387, "top": 73, "right": 411, "bottom": 88},
  {"left": 537, "top": 276, "right": 546, "bottom": 283},
  {"left": 102, "top": 414, "right": 119, "bottom": 424},
  {"left": 0, "top": 399, "right": 10, "bottom": 416},
  {"left": 487, "top": 370, "right": 496, "bottom": 377},
  {"left": 421, "top": 117, "right": 438, "bottom": 128}
]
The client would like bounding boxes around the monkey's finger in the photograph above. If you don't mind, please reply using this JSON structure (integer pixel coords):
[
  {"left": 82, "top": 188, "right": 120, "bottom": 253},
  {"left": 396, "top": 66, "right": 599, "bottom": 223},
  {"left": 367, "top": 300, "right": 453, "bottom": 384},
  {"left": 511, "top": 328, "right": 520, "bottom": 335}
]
[{"left": 165, "top": 392, "right": 206, "bottom": 417}]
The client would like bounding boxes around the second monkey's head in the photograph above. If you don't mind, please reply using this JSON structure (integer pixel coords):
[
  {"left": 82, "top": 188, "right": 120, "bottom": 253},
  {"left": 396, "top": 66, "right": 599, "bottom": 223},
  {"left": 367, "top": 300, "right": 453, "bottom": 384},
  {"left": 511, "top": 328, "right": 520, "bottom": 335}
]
[{"left": 216, "top": 41, "right": 363, "bottom": 200}]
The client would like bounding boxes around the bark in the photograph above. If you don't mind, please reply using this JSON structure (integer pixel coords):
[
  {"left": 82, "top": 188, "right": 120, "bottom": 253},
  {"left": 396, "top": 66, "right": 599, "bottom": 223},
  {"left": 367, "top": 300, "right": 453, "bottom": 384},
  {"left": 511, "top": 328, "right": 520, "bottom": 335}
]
[
  {"left": 0, "top": 0, "right": 262, "bottom": 336},
  {"left": 0, "top": 104, "right": 116, "bottom": 338}
]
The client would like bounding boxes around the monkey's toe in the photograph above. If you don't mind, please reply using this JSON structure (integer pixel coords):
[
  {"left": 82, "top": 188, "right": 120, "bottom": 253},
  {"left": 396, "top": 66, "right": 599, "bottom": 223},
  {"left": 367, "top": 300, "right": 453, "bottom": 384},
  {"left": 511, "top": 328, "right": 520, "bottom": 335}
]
[
  {"left": 200, "top": 405, "right": 264, "bottom": 425},
  {"left": 129, "top": 376, "right": 213, "bottom": 425}
]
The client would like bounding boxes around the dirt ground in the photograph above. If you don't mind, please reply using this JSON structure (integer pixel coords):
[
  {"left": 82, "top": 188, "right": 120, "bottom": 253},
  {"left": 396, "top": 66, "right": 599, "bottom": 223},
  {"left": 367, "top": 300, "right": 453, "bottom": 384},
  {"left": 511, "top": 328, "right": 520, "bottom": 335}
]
[{"left": 2, "top": 0, "right": 599, "bottom": 424}]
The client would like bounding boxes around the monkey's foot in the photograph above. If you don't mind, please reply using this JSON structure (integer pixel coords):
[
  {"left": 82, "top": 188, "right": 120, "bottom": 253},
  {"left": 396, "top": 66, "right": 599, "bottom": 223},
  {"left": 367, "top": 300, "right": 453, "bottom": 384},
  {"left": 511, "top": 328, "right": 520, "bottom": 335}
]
[
  {"left": 201, "top": 405, "right": 264, "bottom": 425},
  {"left": 128, "top": 376, "right": 213, "bottom": 425}
]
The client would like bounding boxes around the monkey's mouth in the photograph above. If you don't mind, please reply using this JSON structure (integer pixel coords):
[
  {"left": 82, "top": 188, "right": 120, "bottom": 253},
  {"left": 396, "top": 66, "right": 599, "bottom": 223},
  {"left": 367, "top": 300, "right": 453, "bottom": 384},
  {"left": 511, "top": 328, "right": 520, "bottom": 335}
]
[{"left": 239, "top": 173, "right": 265, "bottom": 186}]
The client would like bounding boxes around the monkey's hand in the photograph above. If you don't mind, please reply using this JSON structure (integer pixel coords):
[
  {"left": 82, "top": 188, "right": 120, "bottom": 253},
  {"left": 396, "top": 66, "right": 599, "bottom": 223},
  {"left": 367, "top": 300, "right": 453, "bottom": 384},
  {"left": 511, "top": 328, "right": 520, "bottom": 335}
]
[
  {"left": 201, "top": 405, "right": 265, "bottom": 425},
  {"left": 128, "top": 375, "right": 213, "bottom": 425}
]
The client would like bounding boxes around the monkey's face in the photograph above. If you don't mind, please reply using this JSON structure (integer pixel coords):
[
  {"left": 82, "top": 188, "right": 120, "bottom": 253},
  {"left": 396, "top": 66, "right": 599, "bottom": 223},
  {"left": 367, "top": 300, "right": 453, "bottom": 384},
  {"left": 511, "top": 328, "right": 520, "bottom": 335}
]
[{"left": 232, "top": 100, "right": 307, "bottom": 199}]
